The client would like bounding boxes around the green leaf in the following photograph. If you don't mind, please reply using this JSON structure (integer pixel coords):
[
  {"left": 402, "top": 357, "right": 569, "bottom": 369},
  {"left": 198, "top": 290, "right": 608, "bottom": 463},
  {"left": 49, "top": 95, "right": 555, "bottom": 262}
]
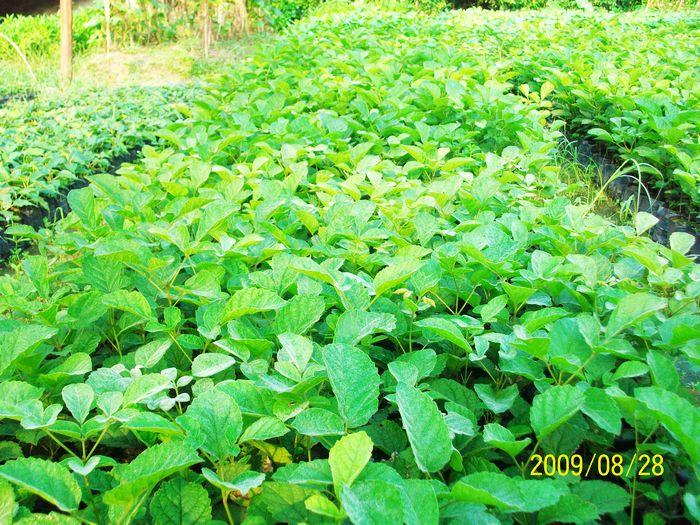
[
  {"left": 182, "top": 389, "right": 242, "bottom": 462},
  {"left": 322, "top": 344, "right": 379, "bottom": 428},
  {"left": 104, "top": 442, "right": 201, "bottom": 503},
  {"left": 414, "top": 317, "right": 471, "bottom": 352},
  {"left": 276, "top": 333, "right": 313, "bottom": 379},
  {"left": 581, "top": 387, "right": 621, "bottom": 435},
  {"left": 634, "top": 212, "right": 658, "bottom": 235},
  {"left": 0, "top": 324, "right": 58, "bottom": 376},
  {"left": 452, "top": 473, "right": 567, "bottom": 513},
  {"left": 240, "top": 417, "right": 289, "bottom": 442},
  {"left": 0, "top": 479, "right": 14, "bottom": 525},
  {"left": 135, "top": 338, "right": 172, "bottom": 369},
  {"left": 396, "top": 382, "right": 452, "bottom": 473},
  {"left": 274, "top": 295, "right": 326, "bottom": 335},
  {"left": 669, "top": 231, "right": 695, "bottom": 255},
  {"left": 401, "top": 479, "right": 439, "bottom": 525},
  {"left": 304, "top": 494, "right": 345, "bottom": 520},
  {"left": 573, "top": 480, "right": 629, "bottom": 514},
  {"left": 537, "top": 494, "right": 600, "bottom": 524},
  {"left": 23, "top": 256, "right": 49, "bottom": 298},
  {"left": 341, "top": 480, "right": 404, "bottom": 525},
  {"left": 451, "top": 472, "right": 524, "bottom": 510},
  {"left": 635, "top": 387, "right": 700, "bottom": 467},
  {"left": 606, "top": 293, "right": 667, "bottom": 338},
  {"left": 292, "top": 408, "right": 345, "bottom": 437},
  {"left": 195, "top": 201, "right": 236, "bottom": 241},
  {"left": 530, "top": 386, "right": 584, "bottom": 438},
  {"left": 646, "top": 349, "right": 680, "bottom": 391},
  {"left": 61, "top": 383, "right": 94, "bottom": 424},
  {"left": 0, "top": 458, "right": 81, "bottom": 512},
  {"left": 102, "top": 290, "right": 153, "bottom": 320},
  {"left": 373, "top": 258, "right": 423, "bottom": 298},
  {"left": 475, "top": 384, "right": 518, "bottom": 414},
  {"left": 149, "top": 478, "right": 212, "bottom": 525},
  {"left": 191, "top": 353, "right": 235, "bottom": 378},
  {"left": 224, "top": 288, "right": 286, "bottom": 320},
  {"left": 254, "top": 481, "right": 317, "bottom": 524},
  {"left": 333, "top": 310, "right": 396, "bottom": 346},
  {"left": 483, "top": 423, "right": 532, "bottom": 457},
  {"left": 202, "top": 468, "right": 265, "bottom": 495},
  {"left": 328, "top": 432, "right": 373, "bottom": 493},
  {"left": 123, "top": 374, "right": 171, "bottom": 407},
  {"left": 480, "top": 294, "right": 508, "bottom": 323}
]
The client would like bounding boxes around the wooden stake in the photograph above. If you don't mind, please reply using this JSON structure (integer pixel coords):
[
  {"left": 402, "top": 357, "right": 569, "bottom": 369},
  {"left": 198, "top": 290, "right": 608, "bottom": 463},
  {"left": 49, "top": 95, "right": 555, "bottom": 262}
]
[
  {"left": 202, "top": 0, "right": 210, "bottom": 59},
  {"left": 104, "top": 0, "right": 111, "bottom": 52},
  {"left": 60, "top": 0, "right": 72, "bottom": 87}
]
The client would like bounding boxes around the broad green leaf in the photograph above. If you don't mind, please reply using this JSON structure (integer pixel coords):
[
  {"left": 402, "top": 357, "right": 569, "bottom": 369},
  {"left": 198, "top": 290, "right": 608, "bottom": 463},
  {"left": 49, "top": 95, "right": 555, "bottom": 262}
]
[
  {"left": 0, "top": 479, "right": 14, "bottom": 525},
  {"left": 573, "top": 480, "right": 629, "bottom": 514},
  {"left": 401, "top": 479, "right": 439, "bottom": 525},
  {"left": 341, "top": 480, "right": 404, "bottom": 525},
  {"left": 634, "top": 212, "right": 658, "bottom": 235},
  {"left": 135, "top": 338, "right": 172, "bottom": 369},
  {"left": 396, "top": 382, "right": 452, "bottom": 473},
  {"left": 669, "top": 231, "right": 695, "bottom": 255},
  {"left": 272, "top": 460, "right": 332, "bottom": 490},
  {"left": 224, "top": 288, "right": 286, "bottom": 320},
  {"left": 333, "top": 310, "right": 396, "bottom": 346},
  {"left": 275, "top": 295, "right": 326, "bottom": 335},
  {"left": 276, "top": 333, "right": 313, "bottom": 378},
  {"left": 373, "top": 258, "right": 423, "bottom": 298},
  {"left": 240, "top": 417, "right": 289, "bottom": 442},
  {"left": 581, "top": 387, "right": 621, "bottom": 435},
  {"left": 475, "top": 384, "right": 519, "bottom": 414},
  {"left": 304, "top": 494, "right": 345, "bottom": 520},
  {"left": 182, "top": 389, "right": 242, "bottom": 461},
  {"left": 202, "top": 468, "right": 265, "bottom": 495},
  {"left": 483, "top": 423, "right": 531, "bottom": 457},
  {"left": 191, "top": 353, "right": 235, "bottom": 378},
  {"left": 0, "top": 324, "right": 58, "bottom": 376},
  {"left": 150, "top": 478, "right": 212, "bottom": 525},
  {"left": 451, "top": 472, "right": 524, "bottom": 510},
  {"left": 480, "top": 295, "right": 508, "bottom": 323},
  {"left": 328, "top": 432, "right": 373, "bottom": 493},
  {"left": 606, "top": 293, "right": 667, "bottom": 338},
  {"left": 537, "top": 494, "right": 600, "bottom": 524},
  {"left": 530, "top": 386, "right": 584, "bottom": 438},
  {"left": 452, "top": 473, "right": 566, "bottom": 513},
  {"left": 292, "top": 408, "right": 345, "bottom": 437},
  {"left": 322, "top": 344, "right": 379, "bottom": 428},
  {"left": 61, "top": 383, "right": 94, "bottom": 424},
  {"left": 102, "top": 290, "right": 153, "bottom": 320},
  {"left": 414, "top": 317, "right": 471, "bottom": 352},
  {"left": 104, "top": 442, "right": 201, "bottom": 503},
  {"left": 122, "top": 374, "right": 171, "bottom": 407},
  {"left": 23, "top": 256, "right": 49, "bottom": 298},
  {"left": 635, "top": 387, "right": 700, "bottom": 466},
  {"left": 195, "top": 201, "right": 236, "bottom": 241},
  {"left": 254, "top": 481, "right": 317, "bottom": 524},
  {"left": 0, "top": 458, "right": 81, "bottom": 512},
  {"left": 646, "top": 349, "right": 680, "bottom": 391}
]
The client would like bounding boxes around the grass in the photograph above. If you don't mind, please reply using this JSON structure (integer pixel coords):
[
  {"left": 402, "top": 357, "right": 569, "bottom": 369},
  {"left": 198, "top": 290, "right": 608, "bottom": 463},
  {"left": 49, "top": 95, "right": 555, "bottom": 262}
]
[{"left": 0, "top": 33, "right": 269, "bottom": 94}]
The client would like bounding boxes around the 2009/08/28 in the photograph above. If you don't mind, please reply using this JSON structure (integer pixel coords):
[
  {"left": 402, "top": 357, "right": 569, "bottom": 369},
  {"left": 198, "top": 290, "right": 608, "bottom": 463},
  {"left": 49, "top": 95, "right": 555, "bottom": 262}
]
[{"left": 530, "top": 453, "right": 664, "bottom": 478}]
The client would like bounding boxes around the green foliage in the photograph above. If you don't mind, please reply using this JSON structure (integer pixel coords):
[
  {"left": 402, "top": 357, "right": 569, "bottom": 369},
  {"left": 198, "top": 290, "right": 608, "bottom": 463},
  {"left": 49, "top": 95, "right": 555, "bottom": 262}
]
[
  {"left": 0, "top": 86, "right": 197, "bottom": 226},
  {"left": 0, "top": 9, "right": 101, "bottom": 61},
  {"left": 251, "top": 0, "right": 323, "bottom": 30},
  {"left": 0, "top": 3, "right": 698, "bottom": 525}
]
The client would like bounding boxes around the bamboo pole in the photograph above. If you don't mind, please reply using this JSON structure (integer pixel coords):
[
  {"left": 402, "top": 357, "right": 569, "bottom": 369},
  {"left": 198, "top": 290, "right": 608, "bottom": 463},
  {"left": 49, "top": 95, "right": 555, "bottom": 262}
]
[{"left": 60, "top": 0, "right": 72, "bottom": 87}]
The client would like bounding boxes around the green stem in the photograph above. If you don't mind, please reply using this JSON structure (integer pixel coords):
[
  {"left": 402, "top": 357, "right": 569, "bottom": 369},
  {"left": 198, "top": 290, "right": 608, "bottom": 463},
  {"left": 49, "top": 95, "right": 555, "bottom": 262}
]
[{"left": 44, "top": 430, "right": 80, "bottom": 459}]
